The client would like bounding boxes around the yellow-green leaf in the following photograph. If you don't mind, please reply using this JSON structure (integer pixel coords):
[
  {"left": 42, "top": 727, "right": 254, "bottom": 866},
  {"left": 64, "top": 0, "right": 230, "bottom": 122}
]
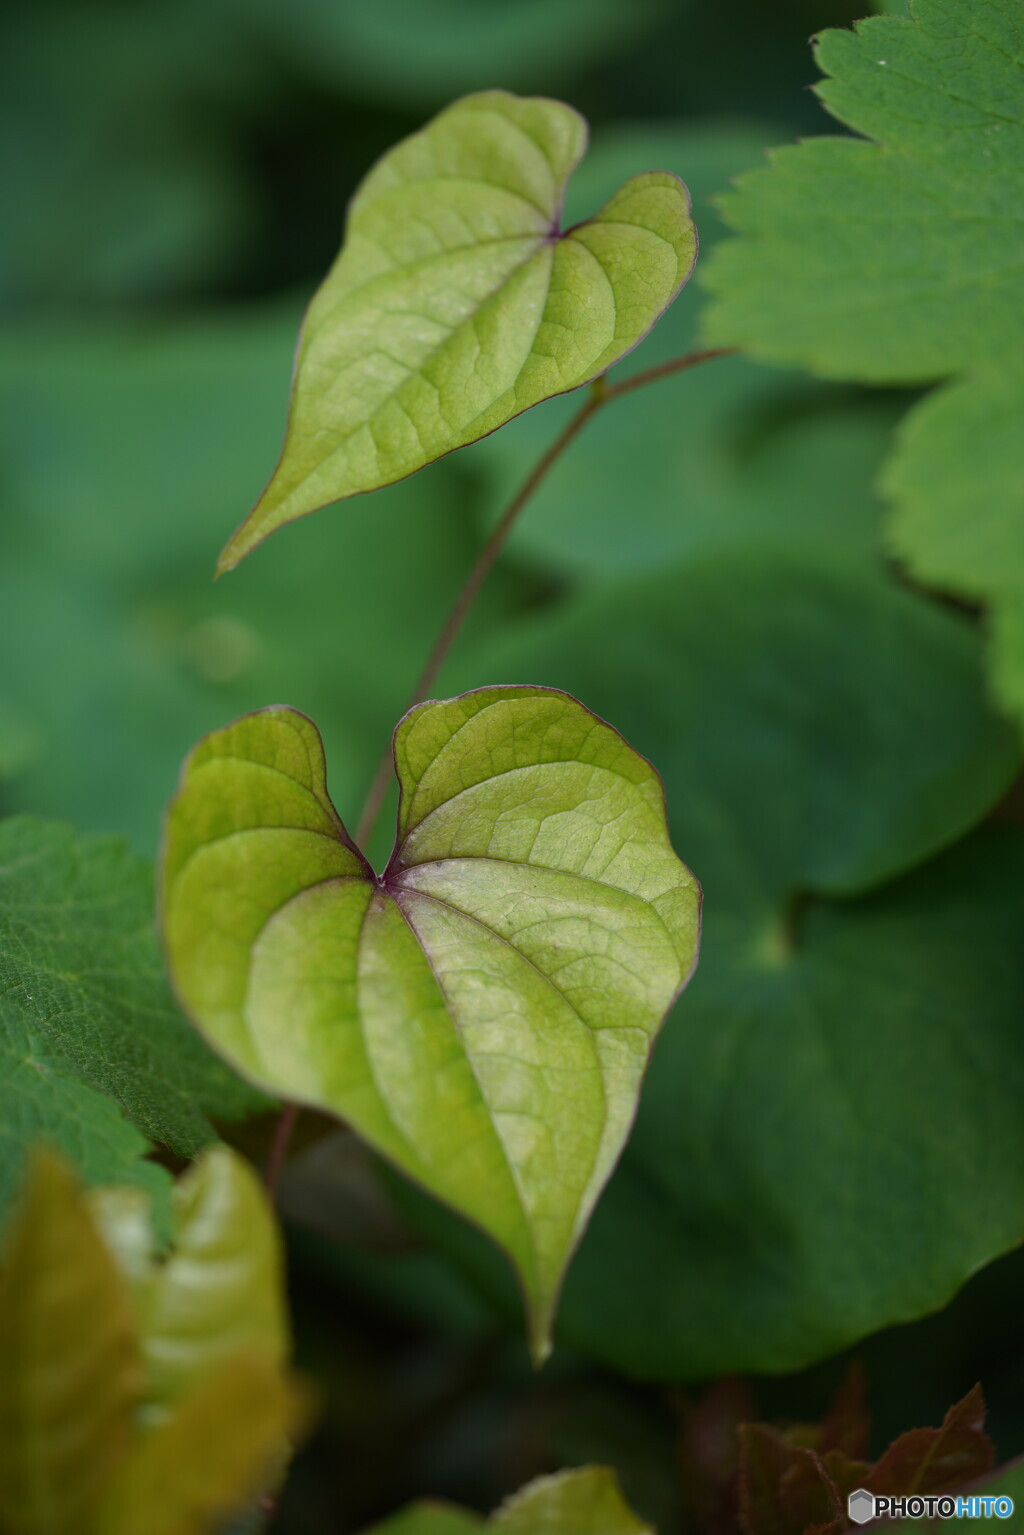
[
  {"left": 0, "top": 1151, "right": 141, "bottom": 1535},
  {"left": 361, "top": 1467, "right": 652, "bottom": 1534},
  {"left": 161, "top": 688, "right": 700, "bottom": 1358},
  {"left": 99, "top": 1147, "right": 289, "bottom": 1421},
  {"left": 97, "top": 1351, "right": 308, "bottom": 1535},
  {"left": 492, "top": 1467, "right": 653, "bottom": 1533},
  {"left": 219, "top": 90, "right": 696, "bottom": 570}
]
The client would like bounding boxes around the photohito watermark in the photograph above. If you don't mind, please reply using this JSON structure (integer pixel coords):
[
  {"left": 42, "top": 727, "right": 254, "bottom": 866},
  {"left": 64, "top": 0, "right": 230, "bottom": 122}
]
[{"left": 848, "top": 1489, "right": 1015, "bottom": 1523}]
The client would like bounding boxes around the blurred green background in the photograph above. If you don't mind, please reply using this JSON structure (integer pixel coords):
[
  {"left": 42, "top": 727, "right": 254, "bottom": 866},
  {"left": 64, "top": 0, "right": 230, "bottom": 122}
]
[{"left": 4, "top": 2, "right": 1023, "bottom": 1532}]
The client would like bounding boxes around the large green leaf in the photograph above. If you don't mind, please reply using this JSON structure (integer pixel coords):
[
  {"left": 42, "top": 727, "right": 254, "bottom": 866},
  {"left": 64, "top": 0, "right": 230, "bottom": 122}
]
[
  {"left": 227, "top": 0, "right": 667, "bottom": 108},
  {"left": 0, "top": 1152, "right": 141, "bottom": 1535},
  {"left": 0, "top": 817, "right": 265, "bottom": 1216},
  {"left": 218, "top": 91, "right": 696, "bottom": 570},
  {"left": 161, "top": 688, "right": 700, "bottom": 1358},
  {"left": 701, "top": 0, "right": 1024, "bottom": 726},
  {"left": 363, "top": 1467, "right": 651, "bottom": 1535},
  {"left": 1, "top": 4, "right": 253, "bottom": 309},
  {"left": 395, "top": 554, "right": 1024, "bottom": 1376}
]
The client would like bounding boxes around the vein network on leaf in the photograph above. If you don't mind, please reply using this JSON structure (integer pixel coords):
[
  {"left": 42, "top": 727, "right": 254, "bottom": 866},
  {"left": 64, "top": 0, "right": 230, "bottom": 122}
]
[
  {"left": 219, "top": 90, "right": 697, "bottom": 571},
  {"left": 160, "top": 686, "right": 701, "bottom": 1360}
]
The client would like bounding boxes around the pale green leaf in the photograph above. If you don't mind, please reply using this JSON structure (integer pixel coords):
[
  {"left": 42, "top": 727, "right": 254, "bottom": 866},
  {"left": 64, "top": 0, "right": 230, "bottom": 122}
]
[
  {"left": 139, "top": 1146, "right": 289, "bottom": 1419},
  {"left": 219, "top": 91, "right": 696, "bottom": 570},
  {"left": 361, "top": 1467, "right": 652, "bottom": 1535},
  {"left": 161, "top": 688, "right": 700, "bottom": 1358},
  {"left": 363, "top": 1509, "right": 483, "bottom": 1535},
  {"left": 0, "top": 817, "right": 266, "bottom": 1218},
  {"left": 97, "top": 1350, "right": 307, "bottom": 1535},
  {"left": 396, "top": 553, "right": 1024, "bottom": 1376},
  {"left": 88, "top": 1184, "right": 160, "bottom": 1294},
  {"left": 700, "top": 0, "right": 1024, "bottom": 727},
  {"left": 492, "top": 1467, "right": 653, "bottom": 1533},
  {"left": 0, "top": 1151, "right": 141, "bottom": 1535}
]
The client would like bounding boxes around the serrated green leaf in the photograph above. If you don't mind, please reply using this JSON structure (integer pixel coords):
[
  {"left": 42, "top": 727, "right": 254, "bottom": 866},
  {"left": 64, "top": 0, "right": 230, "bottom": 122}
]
[
  {"left": 361, "top": 1467, "right": 652, "bottom": 1535},
  {"left": 97, "top": 1350, "right": 307, "bottom": 1535},
  {"left": 410, "top": 554, "right": 1024, "bottom": 1376},
  {"left": 492, "top": 1467, "right": 653, "bottom": 1533},
  {"left": 0, "top": 817, "right": 267, "bottom": 1216},
  {"left": 0, "top": 1022, "right": 170, "bottom": 1220},
  {"left": 702, "top": 0, "right": 1024, "bottom": 381},
  {"left": 884, "top": 361, "right": 1024, "bottom": 727},
  {"left": 161, "top": 688, "right": 700, "bottom": 1358},
  {"left": 219, "top": 91, "right": 696, "bottom": 570},
  {"left": 139, "top": 1147, "right": 289, "bottom": 1419},
  {"left": 0, "top": 1151, "right": 141, "bottom": 1535},
  {"left": 700, "top": 0, "right": 1024, "bottom": 729}
]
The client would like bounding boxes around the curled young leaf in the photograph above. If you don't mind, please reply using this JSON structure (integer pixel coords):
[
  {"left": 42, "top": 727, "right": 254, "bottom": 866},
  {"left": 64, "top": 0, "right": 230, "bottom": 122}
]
[
  {"left": 138, "top": 1146, "right": 290, "bottom": 1421},
  {"left": 219, "top": 90, "right": 696, "bottom": 570},
  {"left": 161, "top": 687, "right": 700, "bottom": 1358}
]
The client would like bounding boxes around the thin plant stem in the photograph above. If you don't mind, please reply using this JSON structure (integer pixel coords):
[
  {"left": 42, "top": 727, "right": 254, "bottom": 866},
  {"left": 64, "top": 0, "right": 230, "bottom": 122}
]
[
  {"left": 353, "top": 345, "right": 737, "bottom": 851},
  {"left": 264, "top": 1102, "right": 298, "bottom": 1196},
  {"left": 261, "top": 346, "right": 736, "bottom": 1194}
]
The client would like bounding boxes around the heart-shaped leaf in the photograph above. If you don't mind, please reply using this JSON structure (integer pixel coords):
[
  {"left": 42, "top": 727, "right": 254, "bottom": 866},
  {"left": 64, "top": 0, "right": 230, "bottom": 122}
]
[
  {"left": 218, "top": 90, "right": 696, "bottom": 571},
  {"left": 161, "top": 687, "right": 700, "bottom": 1358}
]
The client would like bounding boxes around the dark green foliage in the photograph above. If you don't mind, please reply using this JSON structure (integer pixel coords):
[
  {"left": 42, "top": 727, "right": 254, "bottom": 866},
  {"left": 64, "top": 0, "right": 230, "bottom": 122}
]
[{"left": 0, "top": 818, "right": 267, "bottom": 1215}]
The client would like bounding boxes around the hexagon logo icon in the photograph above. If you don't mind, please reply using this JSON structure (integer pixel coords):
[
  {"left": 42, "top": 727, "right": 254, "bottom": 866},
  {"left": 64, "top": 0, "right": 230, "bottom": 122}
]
[{"left": 848, "top": 1489, "right": 875, "bottom": 1525}]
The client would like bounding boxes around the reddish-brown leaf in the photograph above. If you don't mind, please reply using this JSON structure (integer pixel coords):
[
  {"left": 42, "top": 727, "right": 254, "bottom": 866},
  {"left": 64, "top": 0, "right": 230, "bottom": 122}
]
[
  {"left": 821, "top": 1363, "right": 871, "bottom": 1462},
  {"left": 867, "top": 1386, "right": 994, "bottom": 1497},
  {"left": 739, "top": 1423, "right": 843, "bottom": 1535},
  {"left": 680, "top": 1377, "right": 755, "bottom": 1535}
]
